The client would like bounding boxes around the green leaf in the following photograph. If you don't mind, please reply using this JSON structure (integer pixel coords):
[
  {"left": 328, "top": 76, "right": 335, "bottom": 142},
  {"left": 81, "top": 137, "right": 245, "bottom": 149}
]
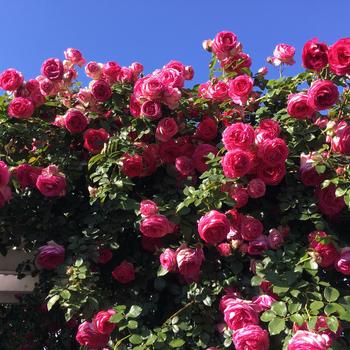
[
  {"left": 288, "top": 303, "right": 302, "bottom": 314},
  {"left": 169, "top": 339, "right": 185, "bottom": 348},
  {"left": 47, "top": 295, "right": 60, "bottom": 311},
  {"left": 324, "top": 287, "right": 340, "bottom": 303},
  {"left": 129, "top": 334, "right": 143, "bottom": 345},
  {"left": 126, "top": 305, "right": 142, "bottom": 318},
  {"left": 127, "top": 320, "right": 138, "bottom": 329},
  {"left": 271, "top": 301, "right": 287, "bottom": 317},
  {"left": 268, "top": 317, "right": 286, "bottom": 335},
  {"left": 261, "top": 310, "right": 275, "bottom": 322},
  {"left": 110, "top": 313, "right": 124, "bottom": 323},
  {"left": 326, "top": 316, "right": 339, "bottom": 333},
  {"left": 310, "top": 301, "right": 324, "bottom": 312},
  {"left": 290, "top": 313, "right": 304, "bottom": 325}
]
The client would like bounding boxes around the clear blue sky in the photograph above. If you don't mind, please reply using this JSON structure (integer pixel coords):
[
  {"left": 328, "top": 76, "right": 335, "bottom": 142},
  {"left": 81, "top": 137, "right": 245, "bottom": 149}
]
[{"left": 1, "top": 0, "right": 350, "bottom": 84}]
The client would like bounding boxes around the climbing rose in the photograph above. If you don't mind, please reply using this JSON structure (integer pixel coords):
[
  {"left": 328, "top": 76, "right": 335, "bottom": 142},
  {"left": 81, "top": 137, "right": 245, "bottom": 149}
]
[
  {"left": 328, "top": 38, "right": 350, "bottom": 75},
  {"left": 140, "top": 200, "right": 159, "bottom": 217},
  {"left": 76, "top": 321, "right": 109, "bottom": 349},
  {"left": 64, "top": 48, "right": 86, "bottom": 67},
  {"left": 302, "top": 38, "right": 328, "bottom": 72},
  {"left": 287, "top": 93, "right": 315, "bottom": 119},
  {"left": 160, "top": 248, "right": 177, "bottom": 272},
  {"left": 240, "top": 215, "right": 264, "bottom": 241},
  {"left": 112, "top": 260, "right": 135, "bottom": 284},
  {"left": 222, "top": 122, "right": 255, "bottom": 150},
  {"left": 221, "top": 149, "right": 253, "bottom": 178},
  {"left": 176, "top": 246, "right": 204, "bottom": 283},
  {"left": 228, "top": 75, "right": 253, "bottom": 105},
  {"left": 224, "top": 302, "right": 259, "bottom": 330},
  {"left": 41, "top": 58, "right": 64, "bottom": 81},
  {"left": 0, "top": 69, "right": 24, "bottom": 91},
  {"left": 36, "top": 165, "right": 66, "bottom": 197},
  {"left": 269, "top": 43, "right": 295, "bottom": 66},
  {"left": 90, "top": 79, "right": 112, "bottom": 102},
  {"left": 247, "top": 178, "right": 266, "bottom": 198},
  {"left": 288, "top": 331, "right": 330, "bottom": 350},
  {"left": 92, "top": 309, "right": 116, "bottom": 335},
  {"left": 36, "top": 243, "right": 65, "bottom": 270},
  {"left": 192, "top": 144, "right": 218, "bottom": 173},
  {"left": 212, "top": 31, "right": 241, "bottom": 60},
  {"left": 232, "top": 325, "right": 269, "bottom": 350},
  {"left": 64, "top": 109, "right": 88, "bottom": 134},
  {"left": 198, "top": 210, "right": 230, "bottom": 244},
  {"left": 334, "top": 248, "right": 350, "bottom": 275},
  {"left": 8, "top": 97, "right": 35, "bottom": 119},
  {"left": 307, "top": 80, "right": 339, "bottom": 111},
  {"left": 140, "top": 214, "right": 175, "bottom": 238},
  {"left": 0, "top": 161, "right": 10, "bottom": 187},
  {"left": 83, "top": 128, "right": 110, "bottom": 154}
]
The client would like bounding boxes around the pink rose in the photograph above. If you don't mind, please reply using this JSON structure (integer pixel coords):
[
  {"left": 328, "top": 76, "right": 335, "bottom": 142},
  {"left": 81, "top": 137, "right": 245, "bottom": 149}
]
[
  {"left": 162, "top": 86, "right": 181, "bottom": 109},
  {"left": 269, "top": 43, "right": 295, "bottom": 66},
  {"left": 328, "top": 38, "right": 350, "bottom": 75},
  {"left": 247, "top": 178, "right": 266, "bottom": 198},
  {"left": 140, "top": 100, "right": 162, "bottom": 120},
  {"left": 287, "top": 93, "right": 315, "bottom": 119},
  {"left": 255, "top": 119, "right": 281, "bottom": 142},
  {"left": 192, "top": 144, "right": 218, "bottom": 173},
  {"left": 257, "top": 162, "right": 286, "bottom": 185},
  {"left": 257, "top": 138, "right": 288, "bottom": 166},
  {"left": 240, "top": 215, "right": 263, "bottom": 241},
  {"left": 175, "top": 156, "right": 195, "bottom": 176},
  {"left": 76, "top": 321, "right": 109, "bottom": 349},
  {"left": 90, "top": 79, "right": 112, "bottom": 102},
  {"left": 332, "top": 123, "right": 350, "bottom": 155},
  {"left": 85, "top": 61, "right": 103, "bottom": 80},
  {"left": 36, "top": 243, "right": 65, "bottom": 270},
  {"left": 195, "top": 117, "right": 218, "bottom": 141},
  {"left": 64, "top": 48, "right": 85, "bottom": 67},
  {"left": 92, "top": 309, "right": 116, "bottom": 335},
  {"left": 221, "top": 149, "right": 253, "bottom": 178},
  {"left": 252, "top": 295, "right": 276, "bottom": 312},
  {"left": 217, "top": 242, "right": 232, "bottom": 257},
  {"left": 97, "top": 248, "right": 113, "bottom": 264},
  {"left": 267, "top": 228, "right": 284, "bottom": 249},
  {"left": 140, "top": 76, "right": 163, "bottom": 100},
  {"left": 316, "top": 184, "right": 345, "bottom": 216},
  {"left": 112, "top": 260, "right": 135, "bottom": 284},
  {"left": 335, "top": 248, "right": 350, "bottom": 275},
  {"left": 309, "top": 232, "right": 339, "bottom": 268},
  {"left": 0, "top": 69, "right": 23, "bottom": 91},
  {"left": 41, "top": 58, "right": 64, "bottom": 81},
  {"left": 140, "top": 200, "right": 159, "bottom": 217},
  {"left": 0, "top": 161, "right": 10, "bottom": 187},
  {"left": 212, "top": 31, "right": 241, "bottom": 60},
  {"left": 198, "top": 210, "right": 230, "bottom": 245},
  {"left": 288, "top": 331, "right": 329, "bottom": 350},
  {"left": 228, "top": 75, "right": 253, "bottom": 105},
  {"left": 307, "top": 80, "right": 339, "bottom": 111},
  {"left": 13, "top": 164, "right": 42, "bottom": 189},
  {"left": 302, "top": 38, "right": 328, "bottom": 72},
  {"left": 64, "top": 109, "right": 88, "bottom": 134},
  {"left": 232, "top": 325, "right": 269, "bottom": 350},
  {"left": 176, "top": 246, "right": 204, "bottom": 283},
  {"left": 83, "top": 128, "right": 110, "bottom": 154},
  {"left": 155, "top": 117, "right": 178, "bottom": 142},
  {"left": 8, "top": 97, "right": 35, "bottom": 119},
  {"left": 140, "top": 214, "right": 175, "bottom": 238},
  {"left": 229, "top": 185, "right": 249, "bottom": 208},
  {"left": 224, "top": 302, "right": 259, "bottom": 330},
  {"left": 299, "top": 152, "right": 324, "bottom": 187},
  {"left": 36, "top": 165, "right": 66, "bottom": 197},
  {"left": 247, "top": 236, "right": 269, "bottom": 255},
  {"left": 207, "top": 81, "right": 229, "bottom": 101},
  {"left": 158, "top": 67, "right": 184, "bottom": 88},
  {"left": 121, "top": 153, "right": 143, "bottom": 178},
  {"left": 222, "top": 122, "right": 255, "bottom": 151},
  {"left": 160, "top": 248, "right": 177, "bottom": 272},
  {"left": 102, "top": 61, "right": 121, "bottom": 83},
  {"left": 130, "top": 62, "right": 144, "bottom": 76}
]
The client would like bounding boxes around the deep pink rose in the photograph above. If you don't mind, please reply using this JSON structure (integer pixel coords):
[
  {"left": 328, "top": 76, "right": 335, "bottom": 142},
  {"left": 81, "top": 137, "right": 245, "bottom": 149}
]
[
  {"left": 36, "top": 165, "right": 66, "bottom": 197},
  {"left": 328, "top": 38, "right": 350, "bottom": 75},
  {"left": 299, "top": 152, "right": 325, "bottom": 187},
  {"left": 0, "top": 69, "right": 24, "bottom": 91},
  {"left": 195, "top": 117, "right": 218, "bottom": 141},
  {"left": 222, "top": 122, "right": 255, "bottom": 150},
  {"left": 112, "top": 260, "right": 135, "bottom": 284},
  {"left": 64, "top": 48, "right": 86, "bottom": 67},
  {"left": 224, "top": 303, "right": 259, "bottom": 330},
  {"left": 302, "top": 38, "right": 328, "bottom": 72},
  {"left": 257, "top": 138, "right": 288, "bottom": 166},
  {"left": 36, "top": 243, "right": 65, "bottom": 270},
  {"left": 212, "top": 31, "right": 241, "bottom": 60},
  {"left": 240, "top": 215, "right": 263, "bottom": 241},
  {"left": 228, "top": 75, "right": 253, "bottom": 105},
  {"left": 0, "top": 186, "right": 12, "bottom": 208},
  {"left": 257, "top": 162, "right": 286, "bottom": 185},
  {"left": 288, "top": 331, "right": 329, "bottom": 350},
  {"left": 198, "top": 210, "right": 230, "bottom": 245},
  {"left": 130, "top": 62, "right": 144, "bottom": 76},
  {"left": 192, "top": 144, "right": 218, "bottom": 173},
  {"left": 335, "top": 248, "right": 350, "bottom": 275},
  {"left": 97, "top": 248, "right": 113, "bottom": 264},
  {"left": 83, "top": 128, "right": 110, "bottom": 154},
  {"left": 332, "top": 123, "right": 350, "bottom": 155},
  {"left": 252, "top": 295, "right": 276, "bottom": 312},
  {"left": 269, "top": 43, "right": 295, "bottom": 66},
  {"left": 229, "top": 185, "right": 249, "bottom": 208},
  {"left": 160, "top": 248, "right": 177, "bottom": 272},
  {"left": 316, "top": 184, "right": 345, "bottom": 216},
  {"left": 41, "top": 58, "right": 64, "bottom": 81},
  {"left": 221, "top": 149, "right": 253, "bottom": 178},
  {"left": 13, "top": 164, "right": 42, "bottom": 189},
  {"left": 140, "top": 200, "right": 159, "bottom": 217},
  {"left": 307, "top": 80, "right": 339, "bottom": 111},
  {"left": 155, "top": 117, "right": 178, "bottom": 142},
  {"left": 255, "top": 119, "right": 281, "bottom": 144},
  {"left": 247, "top": 235, "right": 269, "bottom": 255},
  {"left": 217, "top": 242, "right": 232, "bottom": 257},
  {"left": 0, "top": 161, "right": 10, "bottom": 187},
  {"left": 207, "top": 81, "right": 229, "bottom": 101},
  {"left": 247, "top": 178, "right": 266, "bottom": 198},
  {"left": 76, "top": 321, "right": 109, "bottom": 349},
  {"left": 121, "top": 153, "right": 143, "bottom": 177},
  {"left": 90, "top": 79, "right": 112, "bottom": 102},
  {"left": 140, "top": 214, "right": 175, "bottom": 238},
  {"left": 175, "top": 156, "right": 195, "bottom": 176},
  {"left": 140, "top": 100, "right": 162, "bottom": 120},
  {"left": 85, "top": 61, "right": 103, "bottom": 80},
  {"left": 8, "top": 97, "right": 35, "bottom": 119},
  {"left": 232, "top": 325, "right": 269, "bottom": 350},
  {"left": 92, "top": 309, "right": 116, "bottom": 335},
  {"left": 163, "top": 86, "right": 181, "bottom": 109},
  {"left": 267, "top": 228, "right": 284, "bottom": 250},
  {"left": 102, "top": 61, "right": 121, "bottom": 83},
  {"left": 140, "top": 76, "right": 163, "bottom": 100},
  {"left": 220, "top": 52, "right": 252, "bottom": 74},
  {"left": 64, "top": 109, "right": 88, "bottom": 134},
  {"left": 158, "top": 67, "right": 184, "bottom": 88},
  {"left": 287, "top": 93, "right": 315, "bottom": 119},
  {"left": 176, "top": 246, "right": 204, "bottom": 283}
]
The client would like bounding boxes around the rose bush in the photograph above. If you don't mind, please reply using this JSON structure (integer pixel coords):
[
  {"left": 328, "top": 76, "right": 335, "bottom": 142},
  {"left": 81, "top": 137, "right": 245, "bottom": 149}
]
[{"left": 0, "top": 32, "right": 350, "bottom": 350}]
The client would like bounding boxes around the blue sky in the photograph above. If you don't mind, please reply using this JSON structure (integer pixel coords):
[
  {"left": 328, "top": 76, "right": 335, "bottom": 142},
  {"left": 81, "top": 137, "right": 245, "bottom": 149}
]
[{"left": 1, "top": 0, "right": 350, "bottom": 84}]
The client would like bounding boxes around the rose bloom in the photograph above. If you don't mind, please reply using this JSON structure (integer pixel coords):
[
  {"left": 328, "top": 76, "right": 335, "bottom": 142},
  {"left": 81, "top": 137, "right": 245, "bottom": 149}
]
[
  {"left": 175, "top": 156, "right": 195, "bottom": 176},
  {"left": 36, "top": 243, "right": 65, "bottom": 270},
  {"left": 232, "top": 325, "right": 269, "bottom": 350},
  {"left": 217, "top": 242, "right": 232, "bottom": 257},
  {"left": 240, "top": 215, "right": 263, "bottom": 241},
  {"left": 0, "top": 68, "right": 24, "bottom": 91},
  {"left": 41, "top": 58, "right": 64, "bottom": 81},
  {"left": 112, "top": 260, "right": 135, "bottom": 284},
  {"left": 247, "top": 235, "right": 269, "bottom": 255},
  {"left": 316, "top": 184, "right": 345, "bottom": 216},
  {"left": 207, "top": 81, "right": 229, "bottom": 101},
  {"left": 269, "top": 43, "right": 295, "bottom": 66},
  {"left": 309, "top": 232, "right": 339, "bottom": 268},
  {"left": 8, "top": 97, "right": 35, "bottom": 119},
  {"left": 85, "top": 61, "right": 103, "bottom": 80},
  {"left": 130, "top": 62, "right": 144, "bottom": 76},
  {"left": 13, "top": 164, "right": 42, "bottom": 189},
  {"left": 252, "top": 295, "right": 276, "bottom": 312},
  {"left": 64, "top": 48, "right": 85, "bottom": 67},
  {"left": 195, "top": 117, "right": 218, "bottom": 141},
  {"left": 267, "top": 228, "right": 284, "bottom": 250},
  {"left": 328, "top": 38, "right": 350, "bottom": 75},
  {"left": 140, "top": 199, "right": 158, "bottom": 217},
  {"left": 64, "top": 109, "right": 88, "bottom": 134},
  {"left": 228, "top": 75, "right": 253, "bottom": 105},
  {"left": 257, "top": 162, "right": 286, "bottom": 186},
  {"left": 90, "top": 79, "right": 112, "bottom": 103},
  {"left": 257, "top": 138, "right": 288, "bottom": 166},
  {"left": 92, "top": 309, "right": 116, "bottom": 335},
  {"left": 0, "top": 186, "right": 12, "bottom": 208},
  {"left": 140, "top": 76, "right": 163, "bottom": 100},
  {"left": 332, "top": 123, "right": 350, "bottom": 155},
  {"left": 221, "top": 149, "right": 253, "bottom": 179},
  {"left": 102, "top": 61, "right": 121, "bottom": 83},
  {"left": 83, "top": 128, "right": 110, "bottom": 154},
  {"left": 212, "top": 31, "right": 241, "bottom": 60},
  {"left": 335, "top": 247, "right": 350, "bottom": 275},
  {"left": 176, "top": 246, "right": 204, "bottom": 283},
  {"left": 140, "top": 100, "right": 162, "bottom": 120},
  {"left": 36, "top": 165, "right": 66, "bottom": 197},
  {"left": 222, "top": 122, "right": 255, "bottom": 151},
  {"left": 97, "top": 248, "right": 113, "bottom": 264},
  {"left": 192, "top": 144, "right": 218, "bottom": 173},
  {"left": 302, "top": 38, "right": 328, "bottom": 72},
  {"left": 224, "top": 302, "right": 259, "bottom": 330},
  {"left": 220, "top": 52, "right": 252, "bottom": 74},
  {"left": 288, "top": 331, "right": 330, "bottom": 350},
  {"left": 247, "top": 178, "right": 266, "bottom": 198},
  {"left": 229, "top": 185, "right": 249, "bottom": 208},
  {"left": 160, "top": 248, "right": 177, "bottom": 272},
  {"left": 155, "top": 117, "right": 178, "bottom": 142},
  {"left": 198, "top": 210, "right": 230, "bottom": 245},
  {"left": 121, "top": 153, "right": 143, "bottom": 178},
  {"left": 0, "top": 161, "right": 10, "bottom": 188},
  {"left": 307, "top": 80, "right": 339, "bottom": 111},
  {"left": 140, "top": 214, "right": 174, "bottom": 238},
  {"left": 255, "top": 119, "right": 281, "bottom": 144},
  {"left": 158, "top": 67, "right": 184, "bottom": 89},
  {"left": 76, "top": 321, "right": 109, "bottom": 349},
  {"left": 287, "top": 93, "right": 315, "bottom": 119}
]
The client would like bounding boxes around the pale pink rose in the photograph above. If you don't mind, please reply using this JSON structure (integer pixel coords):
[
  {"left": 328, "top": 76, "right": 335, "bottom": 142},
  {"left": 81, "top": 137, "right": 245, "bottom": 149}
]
[
  {"left": 85, "top": 61, "right": 103, "bottom": 80},
  {"left": 288, "top": 331, "right": 330, "bottom": 350},
  {"left": 162, "top": 86, "right": 181, "bottom": 109},
  {"left": 176, "top": 246, "right": 204, "bottom": 283},
  {"left": 268, "top": 43, "right": 296, "bottom": 66},
  {"left": 140, "top": 200, "right": 159, "bottom": 217},
  {"left": 64, "top": 48, "right": 86, "bottom": 67},
  {"left": 160, "top": 248, "right": 177, "bottom": 272}
]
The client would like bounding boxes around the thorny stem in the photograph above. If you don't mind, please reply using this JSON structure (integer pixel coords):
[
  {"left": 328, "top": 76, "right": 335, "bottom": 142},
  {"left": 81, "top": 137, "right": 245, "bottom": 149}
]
[{"left": 162, "top": 300, "right": 196, "bottom": 326}]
